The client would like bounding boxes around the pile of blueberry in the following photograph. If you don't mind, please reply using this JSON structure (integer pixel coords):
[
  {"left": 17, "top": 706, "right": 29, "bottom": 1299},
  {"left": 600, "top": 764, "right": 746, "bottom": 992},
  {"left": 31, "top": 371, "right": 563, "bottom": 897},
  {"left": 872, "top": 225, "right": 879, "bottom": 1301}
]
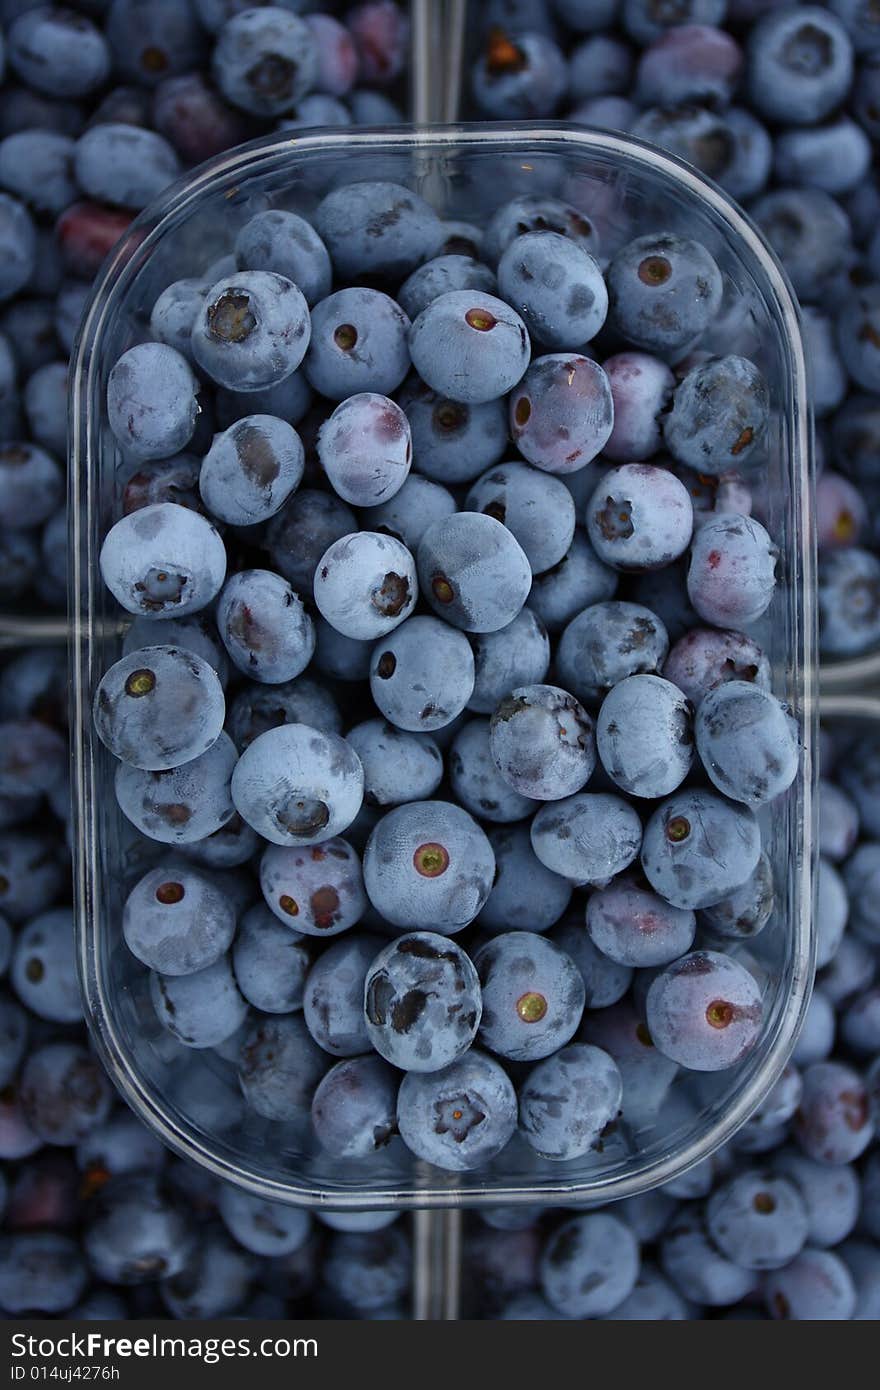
[
  {"left": 91, "top": 149, "right": 804, "bottom": 1184},
  {"left": 460, "top": 710, "right": 880, "bottom": 1321},
  {"left": 464, "top": 0, "right": 880, "bottom": 663},
  {"left": 0, "top": 0, "right": 879, "bottom": 1324}
]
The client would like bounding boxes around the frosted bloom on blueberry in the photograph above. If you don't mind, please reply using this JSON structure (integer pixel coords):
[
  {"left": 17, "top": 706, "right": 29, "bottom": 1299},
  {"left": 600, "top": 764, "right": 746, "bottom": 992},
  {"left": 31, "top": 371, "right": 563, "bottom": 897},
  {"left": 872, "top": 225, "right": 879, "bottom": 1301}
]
[
  {"left": 216, "top": 569, "right": 315, "bottom": 685},
  {"left": 93, "top": 645, "right": 225, "bottom": 771},
  {"left": 259, "top": 838, "right": 366, "bottom": 937},
  {"left": 191, "top": 271, "right": 310, "bottom": 391},
  {"left": 363, "top": 799, "right": 495, "bottom": 933},
  {"left": 646, "top": 950, "right": 764, "bottom": 1072},
  {"left": 199, "top": 414, "right": 304, "bottom": 525},
  {"left": 231, "top": 723, "right": 363, "bottom": 848},
  {"left": 396, "top": 1050, "right": 517, "bottom": 1171},
  {"left": 314, "top": 531, "right": 417, "bottom": 640},
  {"left": 99, "top": 502, "right": 227, "bottom": 619},
  {"left": 107, "top": 343, "right": 200, "bottom": 461},
  {"left": 115, "top": 731, "right": 238, "bottom": 846},
  {"left": 318, "top": 393, "right": 411, "bottom": 507},
  {"left": 364, "top": 931, "right": 482, "bottom": 1072}
]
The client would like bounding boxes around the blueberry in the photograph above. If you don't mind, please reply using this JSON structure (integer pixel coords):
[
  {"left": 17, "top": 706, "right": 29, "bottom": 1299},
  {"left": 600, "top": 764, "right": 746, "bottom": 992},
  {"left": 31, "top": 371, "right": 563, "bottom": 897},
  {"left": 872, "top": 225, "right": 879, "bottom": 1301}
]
[
  {"left": 396, "top": 1049, "right": 517, "bottom": 1171},
  {"left": 364, "top": 931, "right": 481, "bottom": 1073},
  {"left": 603, "top": 351, "right": 675, "bottom": 462},
  {"left": 216, "top": 569, "right": 315, "bottom": 683},
  {"left": 11, "top": 909, "right": 81, "bottom": 1025},
  {"left": 160, "top": 1228, "right": 256, "bottom": 1318},
  {"left": 479, "top": 824, "right": 573, "bottom": 934},
  {"left": 408, "top": 289, "right": 530, "bottom": 408},
  {"left": 363, "top": 799, "right": 495, "bottom": 933},
  {"left": 20, "top": 1043, "right": 112, "bottom": 1146},
  {"left": 93, "top": 645, "right": 225, "bottom": 771},
  {"left": 318, "top": 393, "right": 411, "bottom": 507},
  {"left": 497, "top": 231, "right": 607, "bottom": 349},
  {"left": 152, "top": 70, "right": 252, "bottom": 165},
  {"left": 687, "top": 512, "right": 778, "bottom": 628},
  {"left": 0, "top": 131, "right": 77, "bottom": 216},
  {"left": 120, "top": 452, "right": 203, "bottom": 518},
  {"left": 637, "top": 24, "right": 743, "bottom": 107},
  {"left": 746, "top": 5, "right": 853, "bottom": 125},
  {"left": 601, "top": 1264, "right": 692, "bottom": 1321},
  {"left": 466, "top": 462, "right": 575, "bottom": 575},
  {"left": 772, "top": 1151, "right": 861, "bottom": 1249},
  {"left": 699, "top": 851, "right": 775, "bottom": 941},
  {"left": 662, "top": 626, "right": 771, "bottom": 706},
  {"left": 191, "top": 271, "right": 310, "bottom": 392},
  {"left": 811, "top": 542, "right": 878, "bottom": 650},
  {"left": 123, "top": 863, "right": 235, "bottom": 975},
  {"left": 587, "top": 874, "right": 696, "bottom": 968},
  {"left": 304, "top": 13, "right": 358, "bottom": 95},
  {"left": 199, "top": 414, "right": 304, "bottom": 525},
  {"left": 519, "top": 1043, "right": 622, "bottom": 1159},
  {"left": 315, "top": 180, "right": 442, "bottom": 282},
  {"left": 312, "top": 1054, "right": 399, "bottom": 1159},
  {"left": 540, "top": 1214, "right": 639, "bottom": 1318},
  {"left": 660, "top": 1209, "right": 757, "bottom": 1308},
  {"left": 474, "top": 931, "right": 584, "bottom": 1062},
  {"left": 472, "top": 29, "right": 568, "bottom": 117},
  {"left": 218, "top": 1187, "right": 310, "bottom": 1258},
  {"left": 214, "top": 369, "right": 312, "bottom": 431},
  {"left": 751, "top": 188, "right": 853, "bottom": 303},
  {"left": 719, "top": 106, "right": 773, "bottom": 202},
  {"left": 369, "top": 615, "right": 475, "bottom": 732},
  {"left": 775, "top": 117, "right": 871, "bottom": 196},
  {"left": 489, "top": 683, "right": 596, "bottom": 800},
  {"left": 557, "top": 601, "right": 670, "bottom": 706},
  {"left": 642, "top": 787, "right": 761, "bottom": 911},
  {"left": 106, "top": 0, "right": 205, "bottom": 86},
  {"left": 303, "top": 933, "right": 383, "bottom": 1058},
  {"left": 0, "top": 831, "right": 66, "bottom": 924},
  {"left": 815, "top": 471, "right": 866, "bottom": 548},
  {"left": 232, "top": 902, "right": 311, "bottom": 1014},
  {"left": 238, "top": 1013, "right": 326, "bottom": 1123},
  {"left": 664, "top": 356, "right": 769, "bottom": 477},
  {"left": 510, "top": 353, "right": 614, "bottom": 473},
  {"left": 231, "top": 724, "right": 363, "bottom": 848},
  {"left": 212, "top": 7, "right": 317, "bottom": 116},
  {"left": 646, "top": 950, "right": 763, "bottom": 1071},
  {"left": 695, "top": 681, "right": 799, "bottom": 806},
  {"left": 150, "top": 954, "right": 247, "bottom": 1049},
  {"left": 793, "top": 1061, "right": 874, "bottom": 1164},
  {"left": 841, "top": 1241, "right": 880, "bottom": 1321},
  {"left": 260, "top": 837, "right": 365, "bottom": 937},
  {"left": 449, "top": 717, "right": 537, "bottom": 823},
  {"left": 106, "top": 343, "right": 199, "bottom": 462},
  {"left": 265, "top": 487, "right": 356, "bottom": 593},
  {"left": 314, "top": 532, "right": 417, "bottom": 640},
  {"left": 0, "top": 1233, "right": 87, "bottom": 1315},
  {"left": 527, "top": 529, "right": 618, "bottom": 632},
  {"left": 8, "top": 8, "right": 110, "bottom": 97},
  {"left": 401, "top": 386, "right": 507, "bottom": 498},
  {"left": 74, "top": 123, "right": 180, "bottom": 211},
  {"left": 398, "top": 255, "right": 498, "bottom": 323},
  {"left": 101, "top": 501, "right": 227, "bottom": 620},
  {"left": 840, "top": 985, "right": 880, "bottom": 1054},
  {"left": 587, "top": 463, "right": 694, "bottom": 572},
  {"left": 597, "top": 673, "right": 694, "bottom": 799},
  {"left": 346, "top": 720, "right": 443, "bottom": 809},
  {"left": 632, "top": 103, "right": 737, "bottom": 183},
  {"left": 552, "top": 917, "right": 633, "bottom": 1008},
  {"left": 304, "top": 287, "right": 410, "bottom": 401},
  {"left": 483, "top": 194, "right": 600, "bottom": 267},
  {"left": 607, "top": 232, "right": 723, "bottom": 357},
  {"left": 468, "top": 609, "right": 551, "bottom": 714},
  {"left": 0, "top": 991, "right": 28, "bottom": 1088},
  {"left": 0, "top": 442, "right": 63, "bottom": 530},
  {"left": 531, "top": 792, "right": 643, "bottom": 886},
  {"left": 705, "top": 1171, "right": 809, "bottom": 1272},
  {"left": 838, "top": 732, "right": 880, "bottom": 836},
  {"left": 115, "top": 730, "right": 238, "bottom": 845},
  {"left": 360, "top": 473, "right": 457, "bottom": 551},
  {"left": 417, "top": 511, "right": 532, "bottom": 633},
  {"left": 234, "top": 209, "right": 331, "bottom": 307},
  {"left": 570, "top": 32, "right": 634, "bottom": 99},
  {"left": 23, "top": 361, "right": 67, "bottom": 456},
  {"left": 0, "top": 718, "right": 66, "bottom": 798},
  {"left": 321, "top": 1226, "right": 410, "bottom": 1312},
  {"left": 764, "top": 1249, "right": 856, "bottom": 1321}
]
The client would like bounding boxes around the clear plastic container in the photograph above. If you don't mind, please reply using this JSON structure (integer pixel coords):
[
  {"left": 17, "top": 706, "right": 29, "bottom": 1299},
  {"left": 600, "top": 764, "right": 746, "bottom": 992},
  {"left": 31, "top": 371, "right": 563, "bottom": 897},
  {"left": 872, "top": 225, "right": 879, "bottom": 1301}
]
[{"left": 69, "top": 123, "right": 817, "bottom": 1209}]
